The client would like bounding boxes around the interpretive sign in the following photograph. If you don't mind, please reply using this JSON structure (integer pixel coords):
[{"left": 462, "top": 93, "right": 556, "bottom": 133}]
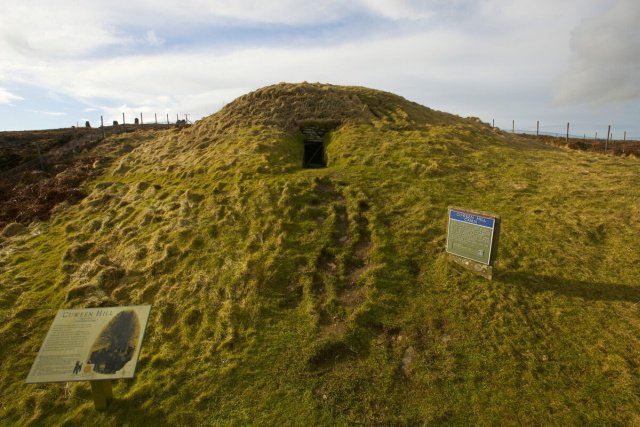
[
  {"left": 446, "top": 207, "right": 500, "bottom": 279},
  {"left": 26, "top": 305, "right": 152, "bottom": 384}
]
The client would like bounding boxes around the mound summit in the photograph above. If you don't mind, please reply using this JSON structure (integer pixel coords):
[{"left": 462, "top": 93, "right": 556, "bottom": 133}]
[
  {"left": 1, "top": 83, "right": 640, "bottom": 425},
  {"left": 208, "top": 82, "right": 458, "bottom": 132}
]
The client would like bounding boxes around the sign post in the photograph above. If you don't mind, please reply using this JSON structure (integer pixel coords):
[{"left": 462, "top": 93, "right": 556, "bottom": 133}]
[
  {"left": 90, "top": 380, "right": 113, "bottom": 410},
  {"left": 26, "top": 305, "right": 152, "bottom": 411},
  {"left": 446, "top": 207, "right": 500, "bottom": 279}
]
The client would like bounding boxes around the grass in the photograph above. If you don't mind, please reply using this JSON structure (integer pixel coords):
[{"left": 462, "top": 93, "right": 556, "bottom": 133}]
[{"left": 1, "top": 83, "right": 640, "bottom": 425}]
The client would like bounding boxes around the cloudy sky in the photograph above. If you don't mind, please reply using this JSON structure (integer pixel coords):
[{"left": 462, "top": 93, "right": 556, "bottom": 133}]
[{"left": 1, "top": 0, "right": 639, "bottom": 138}]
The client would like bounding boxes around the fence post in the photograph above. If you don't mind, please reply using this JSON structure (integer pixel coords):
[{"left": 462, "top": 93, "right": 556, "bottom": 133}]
[
  {"left": 536, "top": 120, "right": 539, "bottom": 136},
  {"left": 155, "top": 113, "right": 158, "bottom": 128},
  {"left": 566, "top": 122, "right": 569, "bottom": 143},
  {"left": 605, "top": 125, "right": 611, "bottom": 153},
  {"left": 492, "top": 118, "right": 494, "bottom": 128},
  {"left": 624, "top": 131, "right": 626, "bottom": 141},
  {"left": 176, "top": 114, "right": 179, "bottom": 124},
  {"left": 122, "top": 112, "right": 125, "bottom": 126},
  {"left": 166, "top": 113, "right": 169, "bottom": 124},
  {"left": 101, "top": 115, "right": 105, "bottom": 139},
  {"left": 35, "top": 140, "right": 44, "bottom": 171},
  {"left": 512, "top": 120, "right": 514, "bottom": 134},
  {"left": 140, "top": 112, "right": 143, "bottom": 126}
]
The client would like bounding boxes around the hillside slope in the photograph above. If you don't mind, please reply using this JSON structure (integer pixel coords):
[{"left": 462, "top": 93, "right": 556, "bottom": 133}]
[
  {"left": 1, "top": 83, "right": 640, "bottom": 425},
  {"left": 0, "top": 125, "right": 174, "bottom": 229}
]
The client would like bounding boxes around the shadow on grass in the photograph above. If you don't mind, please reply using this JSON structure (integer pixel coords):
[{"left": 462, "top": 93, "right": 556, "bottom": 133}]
[
  {"left": 497, "top": 271, "right": 640, "bottom": 303},
  {"left": 103, "top": 398, "right": 170, "bottom": 426}
]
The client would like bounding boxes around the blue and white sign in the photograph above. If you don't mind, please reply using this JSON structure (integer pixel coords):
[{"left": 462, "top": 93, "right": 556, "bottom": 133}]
[{"left": 449, "top": 210, "right": 495, "bottom": 229}]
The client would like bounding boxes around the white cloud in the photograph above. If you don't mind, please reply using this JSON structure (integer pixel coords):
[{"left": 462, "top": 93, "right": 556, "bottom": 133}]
[
  {"left": 1, "top": 0, "right": 637, "bottom": 134},
  {"left": 26, "top": 109, "right": 67, "bottom": 116},
  {"left": 354, "top": 0, "right": 435, "bottom": 20},
  {"left": 555, "top": 0, "right": 640, "bottom": 105},
  {"left": 145, "top": 30, "right": 164, "bottom": 47},
  {"left": 0, "top": 88, "right": 23, "bottom": 104},
  {"left": 0, "top": 0, "right": 586, "bottom": 122},
  {"left": 0, "top": 2, "right": 127, "bottom": 58},
  {"left": 7, "top": 23, "right": 568, "bottom": 124},
  {"left": 0, "top": 0, "right": 453, "bottom": 57},
  {"left": 179, "top": 0, "right": 352, "bottom": 24}
]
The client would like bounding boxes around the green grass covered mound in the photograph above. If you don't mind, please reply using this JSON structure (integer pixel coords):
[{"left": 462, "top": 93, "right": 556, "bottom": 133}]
[{"left": 1, "top": 83, "right": 640, "bottom": 425}]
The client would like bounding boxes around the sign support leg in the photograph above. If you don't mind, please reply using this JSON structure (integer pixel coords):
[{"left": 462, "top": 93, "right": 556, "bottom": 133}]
[{"left": 90, "top": 380, "right": 113, "bottom": 410}]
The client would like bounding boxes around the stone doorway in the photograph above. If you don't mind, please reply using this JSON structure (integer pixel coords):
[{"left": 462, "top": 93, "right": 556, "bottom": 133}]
[{"left": 301, "top": 127, "right": 327, "bottom": 168}]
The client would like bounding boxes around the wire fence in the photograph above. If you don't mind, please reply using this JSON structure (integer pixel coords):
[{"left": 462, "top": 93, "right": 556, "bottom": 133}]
[
  {"left": 79, "top": 112, "right": 192, "bottom": 131},
  {"left": 491, "top": 119, "right": 640, "bottom": 140},
  {"left": 0, "top": 112, "right": 193, "bottom": 176},
  {"left": 491, "top": 120, "right": 640, "bottom": 156},
  {"left": 66, "top": 112, "right": 194, "bottom": 145},
  {"left": 501, "top": 128, "right": 640, "bottom": 141}
]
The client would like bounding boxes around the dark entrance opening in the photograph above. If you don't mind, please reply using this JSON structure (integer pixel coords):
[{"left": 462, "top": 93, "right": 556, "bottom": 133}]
[{"left": 301, "top": 127, "right": 327, "bottom": 168}]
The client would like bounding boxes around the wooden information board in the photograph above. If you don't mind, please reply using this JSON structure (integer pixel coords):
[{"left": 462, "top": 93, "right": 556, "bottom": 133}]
[{"left": 26, "top": 305, "right": 151, "bottom": 384}]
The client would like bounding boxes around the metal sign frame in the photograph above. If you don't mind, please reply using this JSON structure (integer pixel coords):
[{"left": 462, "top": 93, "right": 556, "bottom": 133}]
[{"left": 446, "top": 207, "right": 500, "bottom": 266}]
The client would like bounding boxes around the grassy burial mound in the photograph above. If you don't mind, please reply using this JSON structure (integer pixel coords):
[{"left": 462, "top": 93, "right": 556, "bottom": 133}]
[{"left": 1, "top": 82, "right": 640, "bottom": 425}]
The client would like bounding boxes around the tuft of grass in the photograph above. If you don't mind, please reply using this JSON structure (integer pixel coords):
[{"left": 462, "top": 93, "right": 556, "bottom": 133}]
[{"left": 1, "top": 83, "right": 640, "bottom": 425}]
